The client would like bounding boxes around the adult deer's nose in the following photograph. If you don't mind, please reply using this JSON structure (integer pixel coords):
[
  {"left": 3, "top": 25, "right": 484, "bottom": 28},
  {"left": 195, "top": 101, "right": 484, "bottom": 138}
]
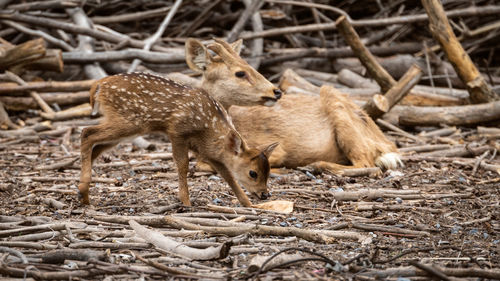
[{"left": 273, "top": 89, "right": 282, "bottom": 99}]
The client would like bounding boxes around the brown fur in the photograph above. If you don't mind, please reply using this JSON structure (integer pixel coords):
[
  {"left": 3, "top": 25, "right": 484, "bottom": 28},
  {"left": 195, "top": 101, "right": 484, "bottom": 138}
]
[
  {"left": 185, "top": 38, "right": 281, "bottom": 108},
  {"left": 79, "top": 38, "right": 280, "bottom": 207},
  {"left": 229, "top": 85, "right": 401, "bottom": 174}
]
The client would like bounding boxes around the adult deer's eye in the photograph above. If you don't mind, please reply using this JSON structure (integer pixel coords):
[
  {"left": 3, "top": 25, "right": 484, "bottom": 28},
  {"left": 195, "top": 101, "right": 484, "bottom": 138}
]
[
  {"left": 249, "top": 170, "right": 258, "bottom": 179},
  {"left": 235, "top": 71, "right": 246, "bottom": 78}
]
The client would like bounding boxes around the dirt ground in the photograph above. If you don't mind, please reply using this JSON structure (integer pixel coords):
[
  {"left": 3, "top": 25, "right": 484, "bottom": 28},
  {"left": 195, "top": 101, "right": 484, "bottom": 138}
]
[{"left": 0, "top": 120, "right": 499, "bottom": 280}]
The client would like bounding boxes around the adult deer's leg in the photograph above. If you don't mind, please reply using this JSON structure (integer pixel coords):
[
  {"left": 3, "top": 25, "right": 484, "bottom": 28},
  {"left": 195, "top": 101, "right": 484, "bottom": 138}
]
[{"left": 171, "top": 138, "right": 191, "bottom": 206}]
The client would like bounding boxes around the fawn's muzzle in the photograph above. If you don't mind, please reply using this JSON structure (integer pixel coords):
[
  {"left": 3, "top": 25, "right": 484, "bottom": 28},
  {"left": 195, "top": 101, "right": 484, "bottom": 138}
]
[{"left": 259, "top": 192, "right": 271, "bottom": 200}]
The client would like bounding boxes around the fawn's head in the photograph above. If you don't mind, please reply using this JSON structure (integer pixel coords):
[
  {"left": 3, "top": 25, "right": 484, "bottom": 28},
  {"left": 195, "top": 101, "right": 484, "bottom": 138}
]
[
  {"left": 224, "top": 130, "right": 278, "bottom": 200},
  {"left": 186, "top": 38, "right": 282, "bottom": 108}
]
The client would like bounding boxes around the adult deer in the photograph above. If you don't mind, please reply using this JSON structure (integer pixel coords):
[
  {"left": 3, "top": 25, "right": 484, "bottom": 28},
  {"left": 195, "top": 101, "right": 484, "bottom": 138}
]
[
  {"left": 228, "top": 85, "right": 403, "bottom": 174},
  {"left": 78, "top": 38, "right": 281, "bottom": 206}
]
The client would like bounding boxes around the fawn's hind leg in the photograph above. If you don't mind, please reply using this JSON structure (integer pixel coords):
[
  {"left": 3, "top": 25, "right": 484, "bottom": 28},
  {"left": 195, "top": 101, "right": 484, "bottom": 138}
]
[{"left": 78, "top": 122, "right": 140, "bottom": 204}]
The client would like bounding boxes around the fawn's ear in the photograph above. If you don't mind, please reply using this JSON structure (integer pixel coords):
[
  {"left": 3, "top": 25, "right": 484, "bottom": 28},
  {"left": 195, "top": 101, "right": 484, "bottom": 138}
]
[
  {"left": 226, "top": 131, "right": 246, "bottom": 155},
  {"left": 185, "top": 38, "right": 213, "bottom": 73},
  {"left": 258, "top": 142, "right": 279, "bottom": 158},
  {"left": 229, "top": 39, "right": 243, "bottom": 55}
]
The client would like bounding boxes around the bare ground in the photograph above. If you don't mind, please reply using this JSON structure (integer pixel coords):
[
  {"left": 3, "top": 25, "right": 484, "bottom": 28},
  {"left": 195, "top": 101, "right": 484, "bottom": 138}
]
[{"left": 0, "top": 121, "right": 499, "bottom": 280}]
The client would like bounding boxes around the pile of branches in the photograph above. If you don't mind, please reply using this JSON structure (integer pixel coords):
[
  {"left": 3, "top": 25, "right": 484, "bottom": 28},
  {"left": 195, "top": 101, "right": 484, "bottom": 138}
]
[
  {"left": 0, "top": 0, "right": 499, "bottom": 279},
  {"left": 0, "top": 0, "right": 499, "bottom": 124}
]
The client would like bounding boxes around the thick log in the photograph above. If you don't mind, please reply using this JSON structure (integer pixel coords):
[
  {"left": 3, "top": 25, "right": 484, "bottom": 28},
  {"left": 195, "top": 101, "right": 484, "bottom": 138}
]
[
  {"left": 363, "top": 64, "right": 422, "bottom": 119},
  {"left": 3, "top": 71, "right": 54, "bottom": 114},
  {"left": 338, "top": 69, "right": 378, "bottom": 89},
  {"left": 382, "top": 65, "right": 423, "bottom": 110},
  {"left": 279, "top": 68, "right": 319, "bottom": 94},
  {"left": 62, "top": 49, "right": 184, "bottom": 65},
  {"left": 335, "top": 15, "right": 396, "bottom": 93},
  {"left": 280, "top": 68, "right": 463, "bottom": 106},
  {"left": 0, "top": 38, "right": 45, "bottom": 71},
  {"left": 40, "top": 103, "right": 91, "bottom": 121},
  {"left": 0, "top": 91, "right": 89, "bottom": 110},
  {"left": 399, "top": 100, "right": 500, "bottom": 126},
  {"left": 361, "top": 94, "right": 389, "bottom": 119},
  {"left": 333, "top": 55, "right": 465, "bottom": 89},
  {"left": 17, "top": 49, "right": 63, "bottom": 73},
  {"left": 0, "top": 80, "right": 94, "bottom": 96},
  {"left": 421, "top": 0, "right": 498, "bottom": 103}
]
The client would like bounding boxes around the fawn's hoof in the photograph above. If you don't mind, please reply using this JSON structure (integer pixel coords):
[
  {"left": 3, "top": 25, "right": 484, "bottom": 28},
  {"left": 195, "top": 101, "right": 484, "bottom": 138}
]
[{"left": 77, "top": 189, "right": 90, "bottom": 205}]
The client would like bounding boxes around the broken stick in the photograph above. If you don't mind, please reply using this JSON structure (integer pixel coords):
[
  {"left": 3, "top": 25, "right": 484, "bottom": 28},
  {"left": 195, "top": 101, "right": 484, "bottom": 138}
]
[{"left": 421, "top": 0, "right": 498, "bottom": 103}]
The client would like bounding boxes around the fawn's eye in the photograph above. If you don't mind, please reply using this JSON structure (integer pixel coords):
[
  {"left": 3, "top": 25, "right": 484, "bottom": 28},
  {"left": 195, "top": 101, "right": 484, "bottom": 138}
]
[
  {"left": 235, "top": 71, "right": 246, "bottom": 78},
  {"left": 249, "top": 170, "right": 258, "bottom": 179}
]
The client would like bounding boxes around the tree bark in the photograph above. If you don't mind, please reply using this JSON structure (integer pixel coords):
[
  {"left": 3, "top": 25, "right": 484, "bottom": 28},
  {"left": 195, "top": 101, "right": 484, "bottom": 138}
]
[
  {"left": 335, "top": 15, "right": 396, "bottom": 93},
  {"left": 399, "top": 100, "right": 500, "bottom": 126},
  {"left": 421, "top": 0, "right": 498, "bottom": 103}
]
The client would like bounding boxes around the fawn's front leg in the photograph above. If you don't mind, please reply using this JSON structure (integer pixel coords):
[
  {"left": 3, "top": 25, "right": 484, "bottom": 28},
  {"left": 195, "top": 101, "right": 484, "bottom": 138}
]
[
  {"left": 171, "top": 139, "right": 191, "bottom": 206},
  {"left": 210, "top": 161, "right": 252, "bottom": 207}
]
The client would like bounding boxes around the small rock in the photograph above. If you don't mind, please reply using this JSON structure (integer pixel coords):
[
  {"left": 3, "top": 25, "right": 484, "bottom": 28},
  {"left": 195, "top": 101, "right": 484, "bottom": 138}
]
[
  {"left": 395, "top": 197, "right": 403, "bottom": 204},
  {"left": 468, "top": 229, "right": 479, "bottom": 235},
  {"left": 212, "top": 198, "right": 223, "bottom": 204},
  {"left": 375, "top": 197, "right": 384, "bottom": 202},
  {"left": 279, "top": 222, "right": 288, "bottom": 227},
  {"left": 451, "top": 225, "right": 462, "bottom": 234},
  {"left": 389, "top": 170, "right": 405, "bottom": 178},
  {"left": 63, "top": 261, "right": 78, "bottom": 270},
  {"left": 208, "top": 175, "right": 221, "bottom": 181},
  {"left": 294, "top": 223, "right": 303, "bottom": 228},
  {"left": 305, "top": 171, "right": 316, "bottom": 179}
]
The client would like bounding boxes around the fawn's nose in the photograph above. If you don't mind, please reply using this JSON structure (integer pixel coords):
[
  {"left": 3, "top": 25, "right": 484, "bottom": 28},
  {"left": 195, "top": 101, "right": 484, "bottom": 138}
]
[
  {"left": 259, "top": 192, "right": 271, "bottom": 200},
  {"left": 273, "top": 89, "right": 282, "bottom": 100}
]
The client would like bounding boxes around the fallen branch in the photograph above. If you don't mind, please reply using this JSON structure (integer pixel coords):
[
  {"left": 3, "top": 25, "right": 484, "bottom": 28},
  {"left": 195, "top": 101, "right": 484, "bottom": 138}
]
[
  {"left": 163, "top": 215, "right": 335, "bottom": 244},
  {"left": 422, "top": 0, "right": 497, "bottom": 103},
  {"left": 336, "top": 15, "right": 396, "bottom": 93},
  {"left": 398, "top": 100, "right": 500, "bottom": 126},
  {"left": 129, "top": 220, "right": 230, "bottom": 260}
]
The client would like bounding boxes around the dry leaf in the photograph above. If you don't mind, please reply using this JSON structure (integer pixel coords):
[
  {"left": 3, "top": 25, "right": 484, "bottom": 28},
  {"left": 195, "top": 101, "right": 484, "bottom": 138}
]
[{"left": 252, "top": 200, "right": 294, "bottom": 213}]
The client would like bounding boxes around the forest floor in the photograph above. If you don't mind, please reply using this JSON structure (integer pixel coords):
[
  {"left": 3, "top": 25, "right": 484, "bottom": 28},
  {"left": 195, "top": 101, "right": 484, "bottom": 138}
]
[{"left": 0, "top": 121, "right": 498, "bottom": 280}]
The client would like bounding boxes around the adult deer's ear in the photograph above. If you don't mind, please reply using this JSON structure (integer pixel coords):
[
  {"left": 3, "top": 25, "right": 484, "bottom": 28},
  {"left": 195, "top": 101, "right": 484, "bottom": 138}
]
[
  {"left": 229, "top": 39, "right": 243, "bottom": 55},
  {"left": 185, "top": 38, "right": 213, "bottom": 72},
  {"left": 259, "top": 142, "right": 279, "bottom": 158}
]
